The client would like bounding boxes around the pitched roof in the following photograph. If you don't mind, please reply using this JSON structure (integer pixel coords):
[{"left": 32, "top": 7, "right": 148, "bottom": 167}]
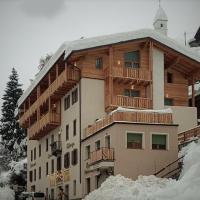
[{"left": 18, "top": 28, "right": 200, "bottom": 107}]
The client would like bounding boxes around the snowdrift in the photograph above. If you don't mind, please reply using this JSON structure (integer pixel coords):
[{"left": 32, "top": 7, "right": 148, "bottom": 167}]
[
  {"left": 0, "top": 187, "right": 14, "bottom": 200},
  {"left": 84, "top": 141, "right": 200, "bottom": 200}
]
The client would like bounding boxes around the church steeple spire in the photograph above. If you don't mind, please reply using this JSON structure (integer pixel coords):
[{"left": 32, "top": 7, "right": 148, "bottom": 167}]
[{"left": 153, "top": 1, "right": 168, "bottom": 35}]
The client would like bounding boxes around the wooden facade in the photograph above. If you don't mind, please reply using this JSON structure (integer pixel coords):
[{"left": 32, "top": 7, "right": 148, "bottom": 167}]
[{"left": 19, "top": 38, "right": 200, "bottom": 140}]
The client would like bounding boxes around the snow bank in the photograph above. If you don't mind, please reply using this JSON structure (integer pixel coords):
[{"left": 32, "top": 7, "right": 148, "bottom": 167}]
[
  {"left": 84, "top": 140, "right": 200, "bottom": 200},
  {"left": 0, "top": 186, "right": 14, "bottom": 200}
]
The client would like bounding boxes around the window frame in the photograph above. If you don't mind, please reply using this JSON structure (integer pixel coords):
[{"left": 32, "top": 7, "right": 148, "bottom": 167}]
[
  {"left": 64, "top": 95, "right": 70, "bottom": 110},
  {"left": 64, "top": 152, "right": 70, "bottom": 169},
  {"left": 66, "top": 124, "right": 69, "bottom": 141},
  {"left": 124, "top": 50, "right": 140, "bottom": 68},
  {"left": 124, "top": 89, "right": 140, "bottom": 98},
  {"left": 150, "top": 132, "right": 169, "bottom": 150},
  {"left": 85, "top": 145, "right": 91, "bottom": 160},
  {"left": 164, "top": 98, "right": 173, "bottom": 106},
  {"left": 73, "top": 119, "right": 77, "bottom": 136},
  {"left": 95, "top": 140, "right": 101, "bottom": 151},
  {"left": 72, "top": 88, "right": 78, "bottom": 105},
  {"left": 95, "top": 57, "right": 103, "bottom": 69},
  {"left": 126, "top": 131, "right": 145, "bottom": 149},
  {"left": 71, "top": 149, "right": 78, "bottom": 166}
]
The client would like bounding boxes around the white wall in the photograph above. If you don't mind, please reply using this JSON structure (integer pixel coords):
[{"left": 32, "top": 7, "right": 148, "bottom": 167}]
[{"left": 153, "top": 48, "right": 165, "bottom": 109}]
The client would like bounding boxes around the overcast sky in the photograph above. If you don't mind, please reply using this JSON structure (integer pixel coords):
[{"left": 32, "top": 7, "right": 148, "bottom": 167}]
[{"left": 0, "top": 0, "right": 199, "bottom": 112}]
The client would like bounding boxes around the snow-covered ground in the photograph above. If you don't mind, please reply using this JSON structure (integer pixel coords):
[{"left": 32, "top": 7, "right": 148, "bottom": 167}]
[{"left": 84, "top": 140, "right": 200, "bottom": 200}]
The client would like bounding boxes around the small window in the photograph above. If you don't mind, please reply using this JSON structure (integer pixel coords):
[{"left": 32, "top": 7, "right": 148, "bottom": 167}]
[
  {"left": 152, "top": 134, "right": 167, "bottom": 150},
  {"left": 51, "top": 159, "right": 54, "bottom": 174},
  {"left": 66, "top": 124, "right": 69, "bottom": 141},
  {"left": 95, "top": 140, "right": 100, "bottom": 150},
  {"left": 124, "top": 51, "right": 140, "bottom": 68},
  {"left": 39, "top": 167, "right": 41, "bottom": 179},
  {"left": 127, "top": 133, "right": 143, "bottom": 149},
  {"left": 51, "top": 189, "right": 54, "bottom": 200},
  {"left": 167, "top": 72, "right": 173, "bottom": 83},
  {"left": 34, "top": 148, "right": 36, "bottom": 160},
  {"left": 46, "top": 138, "right": 48, "bottom": 152},
  {"left": 64, "top": 95, "right": 70, "bottom": 110},
  {"left": 34, "top": 169, "right": 36, "bottom": 181},
  {"left": 51, "top": 135, "right": 54, "bottom": 144},
  {"left": 160, "top": 23, "right": 163, "bottom": 27},
  {"left": 124, "top": 89, "right": 140, "bottom": 97},
  {"left": 72, "top": 149, "right": 78, "bottom": 165},
  {"left": 72, "top": 89, "right": 78, "bottom": 105},
  {"left": 73, "top": 119, "right": 77, "bottom": 136},
  {"left": 164, "top": 98, "right": 173, "bottom": 106},
  {"left": 85, "top": 145, "right": 90, "bottom": 159},
  {"left": 46, "top": 162, "right": 48, "bottom": 175},
  {"left": 46, "top": 188, "right": 48, "bottom": 199},
  {"left": 86, "top": 177, "right": 91, "bottom": 194},
  {"left": 64, "top": 152, "right": 70, "bottom": 169},
  {"left": 31, "top": 150, "right": 33, "bottom": 161},
  {"left": 29, "top": 171, "right": 33, "bottom": 182},
  {"left": 96, "top": 57, "right": 103, "bottom": 69},
  {"left": 39, "top": 144, "right": 41, "bottom": 157}
]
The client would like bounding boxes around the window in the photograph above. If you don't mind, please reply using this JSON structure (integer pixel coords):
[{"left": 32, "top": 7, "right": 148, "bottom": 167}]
[
  {"left": 39, "top": 167, "right": 41, "bottom": 179},
  {"left": 124, "top": 89, "right": 140, "bottom": 97},
  {"left": 95, "top": 140, "right": 100, "bottom": 150},
  {"left": 29, "top": 171, "right": 33, "bottom": 182},
  {"left": 124, "top": 51, "right": 140, "bottom": 68},
  {"left": 152, "top": 134, "right": 167, "bottom": 150},
  {"left": 31, "top": 150, "right": 33, "bottom": 161},
  {"left": 73, "top": 119, "right": 77, "bottom": 136},
  {"left": 64, "top": 95, "right": 70, "bottom": 110},
  {"left": 72, "top": 149, "right": 78, "bottom": 165},
  {"left": 167, "top": 72, "right": 173, "bottom": 83},
  {"left": 164, "top": 98, "right": 173, "bottom": 106},
  {"left": 85, "top": 145, "right": 90, "bottom": 159},
  {"left": 64, "top": 152, "right": 70, "bottom": 168},
  {"left": 51, "top": 159, "right": 54, "bottom": 173},
  {"left": 86, "top": 177, "right": 91, "bottom": 194},
  {"left": 34, "top": 147, "right": 36, "bottom": 160},
  {"left": 66, "top": 125, "right": 69, "bottom": 141},
  {"left": 72, "top": 89, "right": 78, "bottom": 104},
  {"left": 105, "top": 135, "right": 111, "bottom": 148},
  {"left": 34, "top": 169, "right": 36, "bottom": 181},
  {"left": 96, "top": 57, "right": 103, "bottom": 69},
  {"left": 57, "top": 156, "right": 62, "bottom": 171},
  {"left": 160, "top": 23, "right": 163, "bottom": 27},
  {"left": 73, "top": 180, "right": 76, "bottom": 196},
  {"left": 46, "top": 162, "right": 48, "bottom": 175},
  {"left": 95, "top": 174, "right": 101, "bottom": 189},
  {"left": 65, "top": 185, "right": 69, "bottom": 200},
  {"left": 127, "top": 133, "right": 143, "bottom": 149},
  {"left": 39, "top": 144, "right": 41, "bottom": 157},
  {"left": 46, "top": 188, "right": 48, "bottom": 200},
  {"left": 46, "top": 138, "right": 48, "bottom": 152}
]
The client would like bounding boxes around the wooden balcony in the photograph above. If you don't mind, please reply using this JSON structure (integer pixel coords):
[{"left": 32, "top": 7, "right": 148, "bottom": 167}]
[
  {"left": 19, "top": 67, "right": 80, "bottom": 128},
  {"left": 178, "top": 126, "right": 200, "bottom": 145},
  {"left": 28, "top": 111, "right": 60, "bottom": 140},
  {"left": 113, "top": 67, "right": 151, "bottom": 85},
  {"left": 85, "top": 110, "right": 173, "bottom": 138},
  {"left": 86, "top": 148, "right": 114, "bottom": 166},
  {"left": 112, "top": 95, "right": 152, "bottom": 109},
  {"left": 48, "top": 169, "right": 70, "bottom": 187}
]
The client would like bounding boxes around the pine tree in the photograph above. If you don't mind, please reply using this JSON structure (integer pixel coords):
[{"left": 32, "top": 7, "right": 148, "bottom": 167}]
[{"left": 0, "top": 68, "right": 26, "bottom": 161}]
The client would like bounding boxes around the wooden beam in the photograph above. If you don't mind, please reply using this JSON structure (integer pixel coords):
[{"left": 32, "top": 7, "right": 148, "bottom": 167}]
[
  {"left": 192, "top": 76, "right": 195, "bottom": 107},
  {"left": 149, "top": 41, "right": 153, "bottom": 108},
  {"left": 109, "top": 46, "right": 114, "bottom": 106}
]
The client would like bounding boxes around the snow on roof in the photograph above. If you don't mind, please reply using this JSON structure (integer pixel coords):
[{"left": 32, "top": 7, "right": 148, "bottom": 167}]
[
  {"left": 154, "top": 6, "right": 168, "bottom": 23},
  {"left": 18, "top": 28, "right": 200, "bottom": 107}
]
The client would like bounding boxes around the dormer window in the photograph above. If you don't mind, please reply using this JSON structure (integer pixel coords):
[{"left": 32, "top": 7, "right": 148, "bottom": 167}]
[{"left": 124, "top": 51, "right": 140, "bottom": 68}]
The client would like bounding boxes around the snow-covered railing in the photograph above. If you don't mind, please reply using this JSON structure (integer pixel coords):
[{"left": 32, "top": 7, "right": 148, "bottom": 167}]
[
  {"left": 178, "top": 126, "right": 200, "bottom": 145},
  {"left": 85, "top": 108, "right": 173, "bottom": 138}
]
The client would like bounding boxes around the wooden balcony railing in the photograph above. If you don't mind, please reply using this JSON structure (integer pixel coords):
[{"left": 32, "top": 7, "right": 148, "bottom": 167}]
[
  {"left": 19, "top": 67, "right": 80, "bottom": 128},
  {"left": 113, "top": 67, "right": 151, "bottom": 81},
  {"left": 113, "top": 95, "right": 152, "bottom": 109},
  {"left": 85, "top": 110, "right": 173, "bottom": 138},
  {"left": 178, "top": 126, "right": 200, "bottom": 145},
  {"left": 87, "top": 148, "right": 114, "bottom": 166},
  {"left": 28, "top": 111, "right": 60, "bottom": 140},
  {"left": 48, "top": 169, "right": 70, "bottom": 187}
]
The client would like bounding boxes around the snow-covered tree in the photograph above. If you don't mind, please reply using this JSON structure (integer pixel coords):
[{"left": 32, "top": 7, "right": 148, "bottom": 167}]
[{"left": 0, "top": 68, "right": 26, "bottom": 161}]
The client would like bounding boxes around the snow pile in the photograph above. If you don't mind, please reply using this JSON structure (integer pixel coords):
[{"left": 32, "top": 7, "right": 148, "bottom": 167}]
[
  {"left": 84, "top": 141, "right": 200, "bottom": 200},
  {"left": 0, "top": 186, "right": 14, "bottom": 200}
]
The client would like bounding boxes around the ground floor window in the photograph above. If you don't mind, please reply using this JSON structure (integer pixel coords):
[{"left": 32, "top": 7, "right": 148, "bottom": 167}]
[
  {"left": 127, "top": 132, "right": 143, "bottom": 149},
  {"left": 152, "top": 134, "right": 167, "bottom": 150}
]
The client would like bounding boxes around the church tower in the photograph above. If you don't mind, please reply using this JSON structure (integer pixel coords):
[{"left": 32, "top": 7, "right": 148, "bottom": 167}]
[{"left": 153, "top": 4, "right": 168, "bottom": 35}]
